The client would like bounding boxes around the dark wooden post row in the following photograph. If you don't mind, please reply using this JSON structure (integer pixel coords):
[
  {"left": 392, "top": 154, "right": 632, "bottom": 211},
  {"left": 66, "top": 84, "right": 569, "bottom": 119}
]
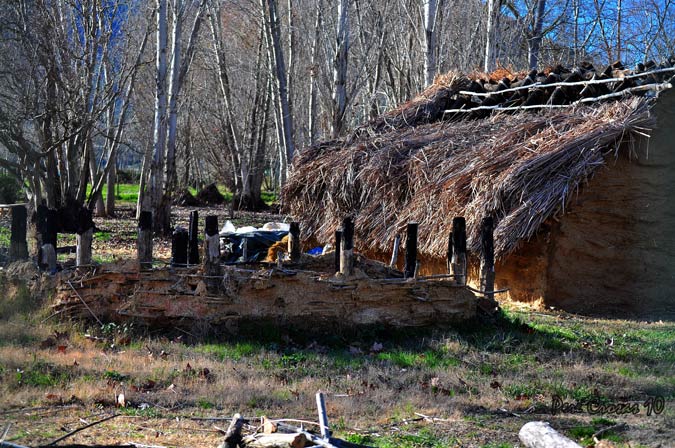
[
  {"left": 479, "top": 216, "right": 495, "bottom": 299},
  {"left": 138, "top": 211, "right": 153, "bottom": 270},
  {"left": 188, "top": 210, "right": 200, "bottom": 265},
  {"left": 451, "top": 217, "right": 467, "bottom": 285},
  {"left": 9, "top": 205, "right": 28, "bottom": 261},
  {"left": 204, "top": 215, "right": 221, "bottom": 292},
  {"left": 404, "top": 223, "right": 418, "bottom": 279},
  {"left": 334, "top": 230, "right": 342, "bottom": 273},
  {"left": 288, "top": 221, "right": 301, "bottom": 262},
  {"left": 339, "top": 217, "right": 354, "bottom": 276}
]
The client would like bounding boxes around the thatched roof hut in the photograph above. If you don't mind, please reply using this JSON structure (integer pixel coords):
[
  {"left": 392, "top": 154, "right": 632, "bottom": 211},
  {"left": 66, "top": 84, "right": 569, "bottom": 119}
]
[{"left": 284, "top": 64, "right": 675, "bottom": 318}]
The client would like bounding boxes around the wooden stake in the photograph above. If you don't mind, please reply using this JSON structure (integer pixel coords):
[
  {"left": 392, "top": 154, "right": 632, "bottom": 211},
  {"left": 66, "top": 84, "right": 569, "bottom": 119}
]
[
  {"left": 451, "top": 217, "right": 467, "bottom": 286},
  {"left": 76, "top": 207, "right": 93, "bottom": 267},
  {"left": 315, "top": 392, "right": 331, "bottom": 439},
  {"left": 171, "top": 227, "right": 188, "bottom": 267},
  {"left": 389, "top": 234, "right": 400, "bottom": 268},
  {"left": 9, "top": 205, "right": 28, "bottom": 261},
  {"left": 339, "top": 218, "right": 354, "bottom": 276},
  {"left": 188, "top": 210, "right": 200, "bottom": 265},
  {"left": 288, "top": 221, "right": 301, "bottom": 262},
  {"left": 404, "top": 223, "right": 418, "bottom": 279},
  {"left": 334, "top": 231, "right": 342, "bottom": 273},
  {"left": 204, "top": 215, "right": 221, "bottom": 292},
  {"left": 137, "top": 211, "right": 153, "bottom": 270},
  {"left": 479, "top": 217, "right": 495, "bottom": 299},
  {"left": 446, "top": 232, "right": 453, "bottom": 274}
]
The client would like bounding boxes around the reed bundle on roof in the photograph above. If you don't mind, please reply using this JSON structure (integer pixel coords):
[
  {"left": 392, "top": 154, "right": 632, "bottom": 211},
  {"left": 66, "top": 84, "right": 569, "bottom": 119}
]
[{"left": 284, "top": 93, "right": 655, "bottom": 260}]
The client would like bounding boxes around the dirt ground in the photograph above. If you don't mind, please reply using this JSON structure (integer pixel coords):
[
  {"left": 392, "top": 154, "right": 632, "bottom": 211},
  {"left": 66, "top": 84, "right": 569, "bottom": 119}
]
[{"left": 0, "top": 206, "right": 673, "bottom": 448}]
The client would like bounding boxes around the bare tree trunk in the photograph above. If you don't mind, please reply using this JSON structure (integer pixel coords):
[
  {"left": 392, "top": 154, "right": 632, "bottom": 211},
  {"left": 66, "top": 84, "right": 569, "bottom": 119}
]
[
  {"left": 423, "top": 0, "right": 438, "bottom": 86},
  {"left": 528, "top": 0, "right": 546, "bottom": 70},
  {"left": 149, "top": 0, "right": 169, "bottom": 232},
  {"left": 616, "top": 0, "right": 622, "bottom": 62},
  {"left": 159, "top": 0, "right": 206, "bottom": 234},
  {"left": 308, "top": 7, "right": 321, "bottom": 145},
  {"left": 137, "top": 142, "right": 153, "bottom": 220},
  {"left": 264, "top": 0, "right": 295, "bottom": 181},
  {"left": 105, "top": 156, "right": 116, "bottom": 217},
  {"left": 484, "top": 0, "right": 500, "bottom": 72},
  {"left": 331, "top": 0, "right": 349, "bottom": 138}
]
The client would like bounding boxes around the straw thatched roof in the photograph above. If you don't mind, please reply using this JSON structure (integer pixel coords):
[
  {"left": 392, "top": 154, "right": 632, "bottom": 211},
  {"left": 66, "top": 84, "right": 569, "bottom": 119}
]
[{"left": 284, "top": 65, "right": 674, "bottom": 260}]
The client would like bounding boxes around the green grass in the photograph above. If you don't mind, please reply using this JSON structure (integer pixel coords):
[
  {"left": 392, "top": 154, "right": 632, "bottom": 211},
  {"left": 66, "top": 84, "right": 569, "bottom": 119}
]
[
  {"left": 0, "top": 226, "right": 10, "bottom": 246},
  {"left": 86, "top": 183, "right": 139, "bottom": 205}
]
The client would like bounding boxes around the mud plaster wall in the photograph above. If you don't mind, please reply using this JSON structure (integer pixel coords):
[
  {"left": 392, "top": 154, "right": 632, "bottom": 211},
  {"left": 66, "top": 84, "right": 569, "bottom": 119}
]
[{"left": 542, "top": 91, "right": 675, "bottom": 319}]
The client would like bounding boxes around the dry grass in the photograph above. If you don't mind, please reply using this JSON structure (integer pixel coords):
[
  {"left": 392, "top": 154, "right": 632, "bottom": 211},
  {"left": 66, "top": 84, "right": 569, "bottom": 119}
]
[{"left": 1, "top": 280, "right": 673, "bottom": 447}]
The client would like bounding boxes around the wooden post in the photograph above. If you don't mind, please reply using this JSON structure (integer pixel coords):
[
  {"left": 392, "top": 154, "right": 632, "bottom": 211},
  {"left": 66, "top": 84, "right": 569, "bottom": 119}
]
[
  {"left": 404, "top": 223, "right": 418, "bottom": 279},
  {"left": 40, "top": 208, "right": 58, "bottom": 272},
  {"left": 188, "top": 210, "right": 200, "bottom": 265},
  {"left": 446, "top": 232, "right": 453, "bottom": 274},
  {"left": 288, "top": 221, "right": 301, "bottom": 262},
  {"left": 171, "top": 227, "right": 189, "bottom": 267},
  {"left": 479, "top": 217, "right": 495, "bottom": 299},
  {"left": 76, "top": 207, "right": 94, "bottom": 267},
  {"left": 9, "top": 205, "right": 29, "bottom": 261},
  {"left": 339, "top": 217, "right": 354, "bottom": 276},
  {"left": 315, "top": 392, "right": 331, "bottom": 439},
  {"left": 137, "top": 211, "right": 153, "bottom": 270},
  {"left": 519, "top": 421, "right": 582, "bottom": 448},
  {"left": 204, "top": 215, "right": 221, "bottom": 292},
  {"left": 334, "top": 230, "right": 342, "bottom": 273},
  {"left": 451, "top": 217, "right": 467, "bottom": 285},
  {"left": 242, "top": 237, "right": 249, "bottom": 262},
  {"left": 389, "top": 234, "right": 400, "bottom": 268}
]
